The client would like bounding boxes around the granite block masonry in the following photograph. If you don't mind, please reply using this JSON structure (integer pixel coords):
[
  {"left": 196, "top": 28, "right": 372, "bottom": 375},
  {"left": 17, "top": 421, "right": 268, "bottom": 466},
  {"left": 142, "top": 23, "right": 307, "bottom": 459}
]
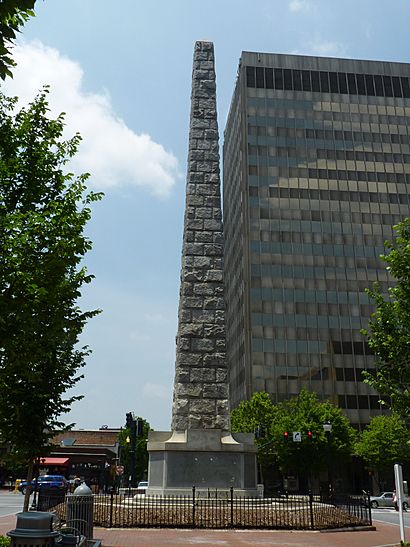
[
  {"left": 146, "top": 41, "right": 257, "bottom": 497},
  {"left": 171, "top": 39, "right": 229, "bottom": 432}
]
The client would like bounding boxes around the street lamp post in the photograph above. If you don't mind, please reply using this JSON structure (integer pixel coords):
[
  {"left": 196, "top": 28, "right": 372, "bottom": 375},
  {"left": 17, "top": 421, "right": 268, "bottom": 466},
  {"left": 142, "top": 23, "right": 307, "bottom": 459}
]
[{"left": 323, "top": 420, "right": 332, "bottom": 498}]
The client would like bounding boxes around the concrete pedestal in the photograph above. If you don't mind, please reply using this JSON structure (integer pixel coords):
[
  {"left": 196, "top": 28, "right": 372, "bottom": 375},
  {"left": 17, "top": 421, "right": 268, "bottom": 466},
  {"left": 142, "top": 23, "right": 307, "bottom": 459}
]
[{"left": 147, "top": 429, "right": 258, "bottom": 497}]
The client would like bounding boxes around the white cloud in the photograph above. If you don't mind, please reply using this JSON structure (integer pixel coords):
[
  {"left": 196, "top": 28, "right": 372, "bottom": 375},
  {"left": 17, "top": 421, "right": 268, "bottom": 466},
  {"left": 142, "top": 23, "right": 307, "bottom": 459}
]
[
  {"left": 143, "top": 382, "right": 170, "bottom": 401},
  {"left": 2, "top": 40, "right": 180, "bottom": 197},
  {"left": 307, "top": 40, "right": 347, "bottom": 57},
  {"left": 289, "top": 0, "right": 310, "bottom": 13},
  {"left": 292, "top": 38, "right": 348, "bottom": 58}
]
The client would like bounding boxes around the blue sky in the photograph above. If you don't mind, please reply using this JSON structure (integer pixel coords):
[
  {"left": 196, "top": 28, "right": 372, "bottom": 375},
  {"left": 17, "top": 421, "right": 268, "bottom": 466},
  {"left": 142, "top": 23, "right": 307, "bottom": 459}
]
[{"left": 2, "top": 0, "right": 410, "bottom": 431}]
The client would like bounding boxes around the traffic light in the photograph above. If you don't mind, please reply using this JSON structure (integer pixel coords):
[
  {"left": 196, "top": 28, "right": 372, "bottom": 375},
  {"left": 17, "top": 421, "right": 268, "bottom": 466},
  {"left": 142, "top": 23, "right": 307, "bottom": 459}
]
[
  {"left": 126, "top": 412, "right": 133, "bottom": 428},
  {"left": 283, "top": 431, "right": 289, "bottom": 442},
  {"left": 136, "top": 418, "right": 144, "bottom": 438},
  {"left": 307, "top": 430, "right": 313, "bottom": 441}
]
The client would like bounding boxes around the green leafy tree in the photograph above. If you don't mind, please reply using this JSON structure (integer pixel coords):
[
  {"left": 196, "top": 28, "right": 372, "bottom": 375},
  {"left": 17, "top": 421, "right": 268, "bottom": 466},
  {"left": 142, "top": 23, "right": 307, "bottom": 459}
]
[
  {"left": 231, "top": 390, "right": 356, "bottom": 489},
  {"left": 0, "top": 0, "right": 37, "bottom": 80},
  {"left": 362, "top": 219, "right": 410, "bottom": 418},
  {"left": 0, "top": 535, "right": 10, "bottom": 547},
  {"left": 355, "top": 414, "right": 410, "bottom": 477},
  {"left": 231, "top": 391, "right": 277, "bottom": 432},
  {"left": 0, "top": 88, "right": 102, "bottom": 510},
  {"left": 118, "top": 418, "right": 150, "bottom": 485},
  {"left": 231, "top": 391, "right": 278, "bottom": 475},
  {"left": 269, "top": 390, "right": 356, "bottom": 481}
]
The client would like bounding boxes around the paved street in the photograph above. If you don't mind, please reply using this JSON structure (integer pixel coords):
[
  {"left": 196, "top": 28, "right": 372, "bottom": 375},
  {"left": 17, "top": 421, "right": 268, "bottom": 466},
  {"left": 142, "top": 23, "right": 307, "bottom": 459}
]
[
  {"left": 0, "top": 491, "right": 24, "bottom": 518},
  {"left": 372, "top": 506, "right": 410, "bottom": 528}
]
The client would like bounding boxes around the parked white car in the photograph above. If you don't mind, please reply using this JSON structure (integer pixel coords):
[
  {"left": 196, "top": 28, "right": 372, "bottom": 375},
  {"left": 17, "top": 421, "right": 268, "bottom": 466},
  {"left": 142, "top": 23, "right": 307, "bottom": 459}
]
[
  {"left": 370, "top": 491, "right": 409, "bottom": 509},
  {"left": 135, "top": 481, "right": 148, "bottom": 494}
]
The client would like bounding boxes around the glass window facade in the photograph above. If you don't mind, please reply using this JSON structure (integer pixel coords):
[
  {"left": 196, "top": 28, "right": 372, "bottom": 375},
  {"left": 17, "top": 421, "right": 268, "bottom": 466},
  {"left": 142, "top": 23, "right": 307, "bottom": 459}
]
[
  {"left": 245, "top": 65, "right": 410, "bottom": 98},
  {"left": 223, "top": 52, "right": 410, "bottom": 428}
]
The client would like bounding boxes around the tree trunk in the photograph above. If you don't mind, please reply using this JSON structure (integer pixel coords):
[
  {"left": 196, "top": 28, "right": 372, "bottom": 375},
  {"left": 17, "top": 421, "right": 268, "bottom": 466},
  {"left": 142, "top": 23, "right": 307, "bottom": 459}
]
[{"left": 23, "top": 461, "right": 34, "bottom": 512}]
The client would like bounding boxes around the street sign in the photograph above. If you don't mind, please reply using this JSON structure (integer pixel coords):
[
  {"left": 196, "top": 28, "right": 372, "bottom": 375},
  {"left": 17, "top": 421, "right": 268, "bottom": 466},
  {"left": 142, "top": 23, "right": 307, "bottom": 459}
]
[
  {"left": 293, "top": 431, "right": 302, "bottom": 442},
  {"left": 116, "top": 465, "right": 124, "bottom": 475}
]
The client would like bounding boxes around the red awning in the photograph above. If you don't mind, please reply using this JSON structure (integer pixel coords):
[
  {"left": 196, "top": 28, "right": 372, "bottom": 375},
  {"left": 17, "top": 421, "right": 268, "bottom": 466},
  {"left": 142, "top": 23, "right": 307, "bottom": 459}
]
[{"left": 39, "top": 457, "right": 69, "bottom": 466}]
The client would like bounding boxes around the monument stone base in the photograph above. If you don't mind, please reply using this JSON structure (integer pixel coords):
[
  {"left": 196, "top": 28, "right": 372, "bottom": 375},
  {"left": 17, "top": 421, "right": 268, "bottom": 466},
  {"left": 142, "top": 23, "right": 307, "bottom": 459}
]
[{"left": 146, "top": 429, "right": 258, "bottom": 497}]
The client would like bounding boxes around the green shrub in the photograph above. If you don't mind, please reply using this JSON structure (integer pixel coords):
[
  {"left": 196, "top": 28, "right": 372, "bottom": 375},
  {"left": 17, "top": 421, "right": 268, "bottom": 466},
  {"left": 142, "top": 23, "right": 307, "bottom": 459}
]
[{"left": 0, "top": 536, "right": 10, "bottom": 546}]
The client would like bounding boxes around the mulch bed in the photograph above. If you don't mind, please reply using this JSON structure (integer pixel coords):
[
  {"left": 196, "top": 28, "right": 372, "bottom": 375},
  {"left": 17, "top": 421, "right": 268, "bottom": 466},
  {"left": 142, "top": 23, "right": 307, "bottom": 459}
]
[{"left": 87, "top": 497, "right": 369, "bottom": 530}]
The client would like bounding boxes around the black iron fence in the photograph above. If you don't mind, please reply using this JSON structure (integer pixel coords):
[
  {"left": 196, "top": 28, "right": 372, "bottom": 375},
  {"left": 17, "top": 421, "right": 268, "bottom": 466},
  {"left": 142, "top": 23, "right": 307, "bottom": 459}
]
[
  {"left": 37, "top": 487, "right": 371, "bottom": 530},
  {"left": 37, "top": 488, "right": 67, "bottom": 512},
  {"left": 88, "top": 488, "right": 371, "bottom": 530}
]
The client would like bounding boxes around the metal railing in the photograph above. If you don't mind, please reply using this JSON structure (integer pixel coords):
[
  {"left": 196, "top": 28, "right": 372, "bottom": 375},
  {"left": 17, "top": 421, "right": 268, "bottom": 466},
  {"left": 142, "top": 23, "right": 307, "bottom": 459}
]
[
  {"left": 37, "top": 488, "right": 67, "bottom": 512},
  {"left": 34, "top": 487, "right": 371, "bottom": 530},
  {"left": 89, "top": 488, "right": 371, "bottom": 530}
]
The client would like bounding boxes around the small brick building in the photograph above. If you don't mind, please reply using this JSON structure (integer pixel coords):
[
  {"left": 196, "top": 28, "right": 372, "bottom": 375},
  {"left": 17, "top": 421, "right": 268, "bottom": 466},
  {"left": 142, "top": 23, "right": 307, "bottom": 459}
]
[{"left": 49, "top": 427, "right": 120, "bottom": 490}]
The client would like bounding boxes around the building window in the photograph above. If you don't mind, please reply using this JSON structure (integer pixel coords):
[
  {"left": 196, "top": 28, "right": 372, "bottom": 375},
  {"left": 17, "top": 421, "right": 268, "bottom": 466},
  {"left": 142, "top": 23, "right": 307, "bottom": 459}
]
[
  {"left": 256, "top": 67, "right": 265, "bottom": 88},
  {"left": 245, "top": 65, "right": 410, "bottom": 99},
  {"left": 320, "top": 71, "right": 330, "bottom": 93},
  {"left": 246, "top": 66, "right": 255, "bottom": 88}
]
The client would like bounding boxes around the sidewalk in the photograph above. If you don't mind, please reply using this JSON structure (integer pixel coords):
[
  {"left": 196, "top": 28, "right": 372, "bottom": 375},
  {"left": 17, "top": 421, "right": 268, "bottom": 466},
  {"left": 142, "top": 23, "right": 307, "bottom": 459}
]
[
  {"left": 0, "top": 513, "right": 402, "bottom": 546},
  {"left": 93, "top": 523, "right": 401, "bottom": 546}
]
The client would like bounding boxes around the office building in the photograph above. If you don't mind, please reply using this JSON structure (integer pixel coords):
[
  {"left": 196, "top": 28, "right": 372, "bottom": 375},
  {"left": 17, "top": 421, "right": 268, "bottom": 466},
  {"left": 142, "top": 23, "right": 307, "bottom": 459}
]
[{"left": 223, "top": 52, "right": 410, "bottom": 427}]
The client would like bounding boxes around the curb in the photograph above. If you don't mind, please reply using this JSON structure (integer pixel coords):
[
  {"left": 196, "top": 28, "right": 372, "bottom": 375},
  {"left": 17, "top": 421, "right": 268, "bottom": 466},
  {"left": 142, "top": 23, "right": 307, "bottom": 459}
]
[{"left": 320, "top": 525, "right": 376, "bottom": 533}]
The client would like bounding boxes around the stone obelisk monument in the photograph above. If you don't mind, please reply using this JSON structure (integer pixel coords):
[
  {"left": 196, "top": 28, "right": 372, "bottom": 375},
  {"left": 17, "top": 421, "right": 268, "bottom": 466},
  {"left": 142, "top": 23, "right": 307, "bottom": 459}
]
[{"left": 146, "top": 41, "right": 257, "bottom": 497}]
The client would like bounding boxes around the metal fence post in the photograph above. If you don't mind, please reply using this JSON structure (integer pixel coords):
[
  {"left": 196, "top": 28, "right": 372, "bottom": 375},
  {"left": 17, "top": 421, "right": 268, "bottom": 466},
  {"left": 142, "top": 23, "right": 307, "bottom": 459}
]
[
  {"left": 309, "top": 491, "right": 314, "bottom": 530},
  {"left": 230, "top": 487, "right": 234, "bottom": 527},
  {"left": 109, "top": 488, "right": 114, "bottom": 528},
  {"left": 192, "top": 486, "right": 196, "bottom": 528},
  {"left": 367, "top": 492, "right": 372, "bottom": 526}
]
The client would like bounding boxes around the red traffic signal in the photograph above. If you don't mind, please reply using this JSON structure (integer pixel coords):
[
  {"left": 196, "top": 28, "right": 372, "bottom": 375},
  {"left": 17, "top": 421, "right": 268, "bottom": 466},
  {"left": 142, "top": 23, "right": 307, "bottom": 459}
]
[
  {"left": 283, "top": 431, "right": 289, "bottom": 441},
  {"left": 307, "top": 430, "right": 313, "bottom": 440}
]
